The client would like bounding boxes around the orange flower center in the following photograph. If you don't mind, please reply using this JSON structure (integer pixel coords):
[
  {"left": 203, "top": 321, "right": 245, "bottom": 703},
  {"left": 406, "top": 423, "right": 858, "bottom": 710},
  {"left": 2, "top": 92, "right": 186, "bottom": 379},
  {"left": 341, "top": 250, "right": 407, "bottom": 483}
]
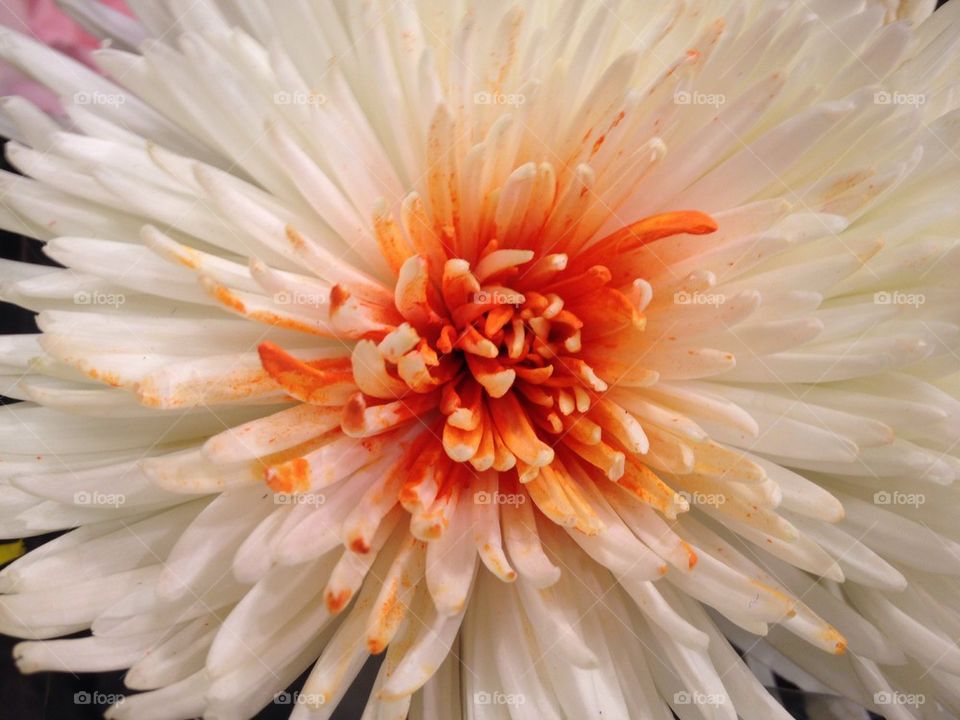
[
  {"left": 255, "top": 210, "right": 718, "bottom": 533},
  {"left": 359, "top": 245, "right": 614, "bottom": 477}
]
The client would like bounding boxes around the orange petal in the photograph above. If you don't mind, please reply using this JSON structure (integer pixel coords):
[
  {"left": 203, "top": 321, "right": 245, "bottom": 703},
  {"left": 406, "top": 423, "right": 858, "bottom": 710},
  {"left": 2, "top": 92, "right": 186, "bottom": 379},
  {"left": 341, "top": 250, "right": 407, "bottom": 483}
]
[
  {"left": 329, "top": 284, "right": 398, "bottom": 339},
  {"left": 401, "top": 192, "right": 448, "bottom": 282},
  {"left": 526, "top": 469, "right": 575, "bottom": 527},
  {"left": 399, "top": 437, "right": 447, "bottom": 513},
  {"left": 488, "top": 392, "right": 554, "bottom": 467},
  {"left": 542, "top": 265, "right": 611, "bottom": 300},
  {"left": 351, "top": 340, "right": 410, "bottom": 399},
  {"left": 543, "top": 460, "right": 603, "bottom": 535},
  {"left": 562, "top": 436, "right": 625, "bottom": 480},
  {"left": 469, "top": 414, "right": 497, "bottom": 471},
  {"left": 258, "top": 342, "right": 355, "bottom": 405},
  {"left": 571, "top": 210, "right": 718, "bottom": 271},
  {"left": 490, "top": 422, "right": 517, "bottom": 471},
  {"left": 588, "top": 397, "right": 649, "bottom": 454},
  {"left": 568, "top": 287, "right": 643, "bottom": 338},
  {"left": 394, "top": 255, "right": 445, "bottom": 331},
  {"left": 558, "top": 412, "right": 602, "bottom": 445},
  {"left": 410, "top": 464, "right": 463, "bottom": 540},
  {"left": 484, "top": 305, "right": 515, "bottom": 336},
  {"left": 443, "top": 417, "right": 484, "bottom": 462},
  {"left": 514, "top": 365, "right": 554, "bottom": 385},
  {"left": 464, "top": 354, "right": 516, "bottom": 398},
  {"left": 373, "top": 203, "right": 414, "bottom": 277},
  {"left": 609, "top": 210, "right": 718, "bottom": 252},
  {"left": 514, "top": 381, "right": 554, "bottom": 408},
  {"left": 342, "top": 391, "right": 439, "bottom": 437},
  {"left": 441, "top": 259, "right": 480, "bottom": 310},
  {"left": 618, "top": 457, "right": 688, "bottom": 519},
  {"left": 446, "top": 379, "right": 482, "bottom": 430},
  {"left": 455, "top": 326, "right": 499, "bottom": 358}
]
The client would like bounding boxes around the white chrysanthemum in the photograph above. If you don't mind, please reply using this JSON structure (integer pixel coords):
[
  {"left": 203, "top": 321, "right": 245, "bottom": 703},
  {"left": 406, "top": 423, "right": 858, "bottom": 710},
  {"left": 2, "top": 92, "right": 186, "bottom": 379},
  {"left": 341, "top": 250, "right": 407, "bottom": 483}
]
[{"left": 1, "top": 0, "right": 960, "bottom": 718}]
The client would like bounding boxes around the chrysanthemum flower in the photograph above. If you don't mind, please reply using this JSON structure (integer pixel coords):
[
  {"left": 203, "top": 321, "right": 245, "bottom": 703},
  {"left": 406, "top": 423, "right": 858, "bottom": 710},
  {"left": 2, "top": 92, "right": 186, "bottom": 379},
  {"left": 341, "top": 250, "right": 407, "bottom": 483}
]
[{"left": 1, "top": 1, "right": 959, "bottom": 718}]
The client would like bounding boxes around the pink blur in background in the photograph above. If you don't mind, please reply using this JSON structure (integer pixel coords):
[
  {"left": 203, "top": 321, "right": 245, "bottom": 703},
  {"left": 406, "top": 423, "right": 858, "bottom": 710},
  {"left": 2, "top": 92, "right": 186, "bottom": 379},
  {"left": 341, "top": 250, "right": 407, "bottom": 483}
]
[{"left": 0, "top": 0, "right": 130, "bottom": 113}]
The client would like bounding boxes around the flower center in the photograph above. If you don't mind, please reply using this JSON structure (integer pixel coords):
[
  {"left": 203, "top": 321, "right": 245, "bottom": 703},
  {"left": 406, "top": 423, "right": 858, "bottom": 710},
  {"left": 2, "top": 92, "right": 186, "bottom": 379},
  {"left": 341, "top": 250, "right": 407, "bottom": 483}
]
[
  {"left": 255, "top": 210, "right": 719, "bottom": 528},
  {"left": 349, "top": 245, "right": 616, "bottom": 477}
]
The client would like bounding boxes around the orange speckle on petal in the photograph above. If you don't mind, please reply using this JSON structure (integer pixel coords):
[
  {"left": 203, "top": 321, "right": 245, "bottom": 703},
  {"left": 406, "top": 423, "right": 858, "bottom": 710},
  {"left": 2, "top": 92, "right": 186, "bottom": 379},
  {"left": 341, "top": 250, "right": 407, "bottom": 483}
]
[
  {"left": 330, "top": 285, "right": 351, "bottom": 313},
  {"left": 265, "top": 457, "right": 309, "bottom": 494},
  {"left": 326, "top": 589, "right": 352, "bottom": 614},
  {"left": 214, "top": 285, "right": 246, "bottom": 313},
  {"left": 349, "top": 537, "right": 371, "bottom": 554}
]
